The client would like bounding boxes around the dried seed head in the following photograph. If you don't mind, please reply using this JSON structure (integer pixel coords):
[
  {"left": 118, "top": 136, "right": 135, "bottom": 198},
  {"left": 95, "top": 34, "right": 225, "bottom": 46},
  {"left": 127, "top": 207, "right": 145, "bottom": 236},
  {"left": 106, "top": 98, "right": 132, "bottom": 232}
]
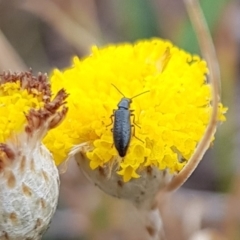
[{"left": 0, "top": 141, "right": 59, "bottom": 240}]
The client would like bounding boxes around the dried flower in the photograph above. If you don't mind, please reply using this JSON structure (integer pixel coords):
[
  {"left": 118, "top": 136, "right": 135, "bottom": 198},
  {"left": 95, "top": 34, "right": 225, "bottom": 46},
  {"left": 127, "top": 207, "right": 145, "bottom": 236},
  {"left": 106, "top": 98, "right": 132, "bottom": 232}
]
[{"left": 0, "top": 70, "right": 67, "bottom": 239}]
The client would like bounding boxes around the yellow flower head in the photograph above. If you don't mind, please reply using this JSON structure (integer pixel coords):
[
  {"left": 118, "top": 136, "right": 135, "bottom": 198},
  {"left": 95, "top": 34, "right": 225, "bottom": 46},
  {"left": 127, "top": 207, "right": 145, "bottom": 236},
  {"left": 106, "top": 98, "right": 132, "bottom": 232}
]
[{"left": 44, "top": 38, "right": 227, "bottom": 182}]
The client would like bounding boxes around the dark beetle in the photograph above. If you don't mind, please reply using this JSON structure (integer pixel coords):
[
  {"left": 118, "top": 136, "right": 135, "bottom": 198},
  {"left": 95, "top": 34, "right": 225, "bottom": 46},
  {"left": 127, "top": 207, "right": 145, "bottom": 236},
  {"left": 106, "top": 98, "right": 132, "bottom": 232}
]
[{"left": 109, "top": 84, "right": 149, "bottom": 157}]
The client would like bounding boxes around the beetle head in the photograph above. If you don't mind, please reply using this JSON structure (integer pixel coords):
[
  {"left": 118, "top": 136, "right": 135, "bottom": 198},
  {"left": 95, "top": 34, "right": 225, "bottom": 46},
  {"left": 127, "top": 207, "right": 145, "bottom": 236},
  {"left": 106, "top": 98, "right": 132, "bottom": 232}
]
[{"left": 118, "top": 97, "right": 132, "bottom": 109}]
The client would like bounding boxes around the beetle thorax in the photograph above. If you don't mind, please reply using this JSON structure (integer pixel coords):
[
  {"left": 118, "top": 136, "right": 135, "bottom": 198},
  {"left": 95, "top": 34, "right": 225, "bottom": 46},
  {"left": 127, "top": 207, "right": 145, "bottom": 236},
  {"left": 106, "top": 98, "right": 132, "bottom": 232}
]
[{"left": 118, "top": 97, "right": 132, "bottom": 109}]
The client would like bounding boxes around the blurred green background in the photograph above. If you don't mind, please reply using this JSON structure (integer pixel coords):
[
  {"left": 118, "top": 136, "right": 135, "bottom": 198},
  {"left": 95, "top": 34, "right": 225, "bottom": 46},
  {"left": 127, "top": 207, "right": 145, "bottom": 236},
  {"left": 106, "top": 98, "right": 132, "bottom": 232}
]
[{"left": 0, "top": 0, "right": 239, "bottom": 239}]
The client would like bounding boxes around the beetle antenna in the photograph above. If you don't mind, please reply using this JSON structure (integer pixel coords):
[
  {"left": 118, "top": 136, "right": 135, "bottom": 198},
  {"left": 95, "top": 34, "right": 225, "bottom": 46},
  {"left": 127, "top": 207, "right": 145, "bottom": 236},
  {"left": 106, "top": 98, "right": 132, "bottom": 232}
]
[
  {"left": 111, "top": 84, "right": 126, "bottom": 97},
  {"left": 131, "top": 90, "right": 150, "bottom": 99}
]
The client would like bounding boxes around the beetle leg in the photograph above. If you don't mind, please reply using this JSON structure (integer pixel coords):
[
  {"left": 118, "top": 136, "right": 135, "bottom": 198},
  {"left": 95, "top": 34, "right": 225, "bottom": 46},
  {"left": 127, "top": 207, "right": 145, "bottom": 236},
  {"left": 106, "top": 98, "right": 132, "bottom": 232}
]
[
  {"left": 130, "top": 113, "right": 141, "bottom": 128},
  {"left": 131, "top": 114, "right": 144, "bottom": 143},
  {"left": 131, "top": 124, "right": 144, "bottom": 143},
  {"left": 106, "top": 110, "right": 116, "bottom": 127}
]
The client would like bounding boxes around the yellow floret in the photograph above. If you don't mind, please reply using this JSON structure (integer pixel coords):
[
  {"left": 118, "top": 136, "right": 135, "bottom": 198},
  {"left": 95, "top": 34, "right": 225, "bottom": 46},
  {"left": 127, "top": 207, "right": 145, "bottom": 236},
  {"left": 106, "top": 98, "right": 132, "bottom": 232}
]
[
  {"left": 44, "top": 38, "right": 227, "bottom": 182},
  {"left": 0, "top": 81, "right": 44, "bottom": 143}
]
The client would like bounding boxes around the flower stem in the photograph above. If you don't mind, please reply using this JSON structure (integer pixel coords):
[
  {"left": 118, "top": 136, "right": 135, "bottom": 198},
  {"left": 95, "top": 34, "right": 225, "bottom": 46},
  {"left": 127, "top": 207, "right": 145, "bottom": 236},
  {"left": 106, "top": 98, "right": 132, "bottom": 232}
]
[
  {"left": 165, "top": 0, "right": 220, "bottom": 192},
  {"left": 143, "top": 202, "right": 166, "bottom": 240}
]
